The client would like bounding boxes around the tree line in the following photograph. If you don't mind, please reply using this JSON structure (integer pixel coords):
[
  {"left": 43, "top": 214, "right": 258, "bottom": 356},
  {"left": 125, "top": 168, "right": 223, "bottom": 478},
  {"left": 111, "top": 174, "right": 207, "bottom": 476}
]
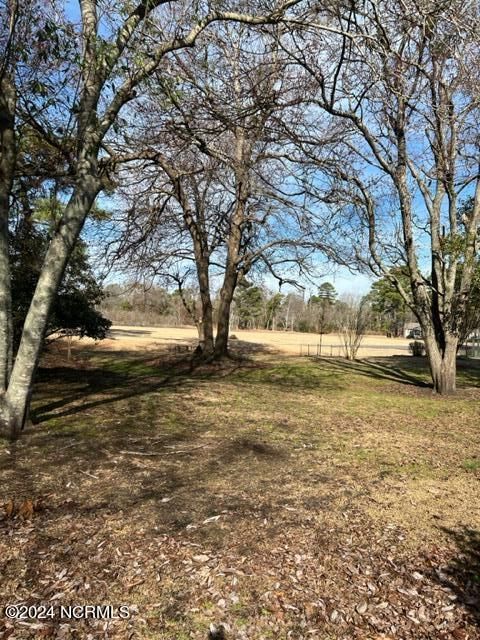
[
  {"left": 103, "top": 279, "right": 416, "bottom": 336},
  {"left": 1, "top": 0, "right": 480, "bottom": 438}
]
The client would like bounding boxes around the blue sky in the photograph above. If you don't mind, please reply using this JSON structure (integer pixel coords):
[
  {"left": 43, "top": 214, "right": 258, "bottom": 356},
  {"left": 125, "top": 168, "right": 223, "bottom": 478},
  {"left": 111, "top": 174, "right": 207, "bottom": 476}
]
[
  {"left": 328, "top": 268, "right": 373, "bottom": 296},
  {"left": 261, "top": 265, "right": 374, "bottom": 299}
]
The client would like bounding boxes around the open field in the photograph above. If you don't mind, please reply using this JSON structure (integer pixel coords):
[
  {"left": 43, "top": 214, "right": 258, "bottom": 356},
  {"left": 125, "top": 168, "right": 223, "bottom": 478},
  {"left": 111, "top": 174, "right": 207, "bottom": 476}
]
[
  {"left": 1, "top": 341, "right": 480, "bottom": 639},
  {"left": 74, "top": 325, "right": 415, "bottom": 358}
]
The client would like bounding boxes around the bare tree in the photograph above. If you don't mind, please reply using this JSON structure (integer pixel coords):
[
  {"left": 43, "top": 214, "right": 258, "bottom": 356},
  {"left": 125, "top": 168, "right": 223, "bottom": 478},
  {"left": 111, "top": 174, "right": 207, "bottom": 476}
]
[
  {"left": 284, "top": 0, "right": 480, "bottom": 393},
  {"left": 110, "top": 155, "right": 229, "bottom": 355},
  {"left": 336, "top": 295, "right": 370, "bottom": 361},
  {"left": 111, "top": 22, "right": 319, "bottom": 360},
  {"left": 0, "top": 0, "right": 302, "bottom": 439}
]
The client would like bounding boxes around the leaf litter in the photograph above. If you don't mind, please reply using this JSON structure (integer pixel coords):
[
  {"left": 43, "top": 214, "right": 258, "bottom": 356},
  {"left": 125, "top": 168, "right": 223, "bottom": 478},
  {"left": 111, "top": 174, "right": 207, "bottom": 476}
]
[{"left": 1, "top": 350, "right": 480, "bottom": 639}]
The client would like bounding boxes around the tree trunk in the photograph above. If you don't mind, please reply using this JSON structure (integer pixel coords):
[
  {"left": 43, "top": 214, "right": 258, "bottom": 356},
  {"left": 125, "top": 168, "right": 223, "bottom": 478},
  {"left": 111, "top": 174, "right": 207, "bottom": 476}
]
[
  {"left": 214, "top": 267, "right": 238, "bottom": 359},
  {"left": 196, "top": 258, "right": 214, "bottom": 358},
  {"left": 0, "top": 75, "right": 16, "bottom": 392},
  {"left": 213, "top": 124, "right": 249, "bottom": 360},
  {"left": 0, "top": 178, "right": 99, "bottom": 440},
  {"left": 423, "top": 332, "right": 458, "bottom": 395}
]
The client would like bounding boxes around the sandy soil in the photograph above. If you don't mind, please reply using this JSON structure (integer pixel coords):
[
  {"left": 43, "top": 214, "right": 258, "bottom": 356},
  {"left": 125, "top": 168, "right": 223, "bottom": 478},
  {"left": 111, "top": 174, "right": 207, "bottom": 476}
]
[{"left": 74, "top": 325, "right": 413, "bottom": 358}]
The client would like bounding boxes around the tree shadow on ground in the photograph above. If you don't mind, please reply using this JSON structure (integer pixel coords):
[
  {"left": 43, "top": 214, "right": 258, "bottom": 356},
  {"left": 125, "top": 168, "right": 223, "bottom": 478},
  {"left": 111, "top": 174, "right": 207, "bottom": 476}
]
[
  {"left": 3, "top": 348, "right": 480, "bottom": 639},
  {"left": 1, "top": 416, "right": 317, "bottom": 639},
  {"left": 227, "top": 338, "right": 278, "bottom": 356},
  {"left": 31, "top": 343, "right": 275, "bottom": 425},
  {"left": 431, "top": 527, "right": 480, "bottom": 625},
  {"left": 456, "top": 358, "right": 480, "bottom": 388},
  {"left": 32, "top": 352, "right": 186, "bottom": 424},
  {"left": 314, "top": 356, "right": 431, "bottom": 388}
]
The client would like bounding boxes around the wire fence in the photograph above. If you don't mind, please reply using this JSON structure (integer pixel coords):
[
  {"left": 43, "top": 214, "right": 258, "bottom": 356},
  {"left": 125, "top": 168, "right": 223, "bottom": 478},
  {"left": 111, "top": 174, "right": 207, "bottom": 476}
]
[
  {"left": 298, "top": 343, "right": 412, "bottom": 357},
  {"left": 299, "top": 343, "right": 344, "bottom": 357},
  {"left": 299, "top": 341, "right": 480, "bottom": 358}
]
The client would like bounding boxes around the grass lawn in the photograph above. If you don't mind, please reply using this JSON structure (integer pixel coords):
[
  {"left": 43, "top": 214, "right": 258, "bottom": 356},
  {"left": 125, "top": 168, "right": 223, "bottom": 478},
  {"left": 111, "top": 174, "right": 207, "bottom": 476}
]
[{"left": 1, "top": 347, "right": 480, "bottom": 639}]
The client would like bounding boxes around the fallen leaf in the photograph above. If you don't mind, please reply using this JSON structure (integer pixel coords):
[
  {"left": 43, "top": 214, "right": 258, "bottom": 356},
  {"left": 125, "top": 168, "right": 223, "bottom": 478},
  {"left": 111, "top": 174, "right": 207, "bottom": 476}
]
[
  {"left": 356, "top": 601, "right": 368, "bottom": 614},
  {"left": 18, "top": 499, "right": 34, "bottom": 519},
  {"left": 4, "top": 499, "right": 15, "bottom": 518},
  {"left": 192, "top": 554, "right": 210, "bottom": 563},
  {"left": 203, "top": 515, "right": 222, "bottom": 523}
]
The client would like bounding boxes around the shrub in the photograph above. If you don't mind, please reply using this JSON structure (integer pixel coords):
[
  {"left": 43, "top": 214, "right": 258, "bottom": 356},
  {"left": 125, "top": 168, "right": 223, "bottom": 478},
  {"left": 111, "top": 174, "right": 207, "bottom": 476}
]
[{"left": 409, "top": 340, "right": 425, "bottom": 356}]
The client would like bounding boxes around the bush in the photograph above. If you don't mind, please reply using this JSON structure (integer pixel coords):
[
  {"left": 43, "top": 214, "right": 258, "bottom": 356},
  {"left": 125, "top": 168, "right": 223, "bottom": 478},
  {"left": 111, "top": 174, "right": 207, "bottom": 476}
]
[
  {"left": 297, "top": 320, "right": 311, "bottom": 333},
  {"left": 409, "top": 340, "right": 425, "bottom": 356},
  {"left": 11, "top": 225, "right": 111, "bottom": 347}
]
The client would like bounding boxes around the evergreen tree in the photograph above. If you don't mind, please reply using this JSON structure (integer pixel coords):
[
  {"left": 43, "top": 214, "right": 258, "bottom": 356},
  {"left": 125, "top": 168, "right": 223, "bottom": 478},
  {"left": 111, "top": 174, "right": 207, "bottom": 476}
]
[
  {"left": 10, "top": 216, "right": 110, "bottom": 348},
  {"left": 309, "top": 282, "right": 337, "bottom": 333},
  {"left": 234, "top": 281, "right": 266, "bottom": 330},
  {"left": 366, "top": 268, "right": 410, "bottom": 337}
]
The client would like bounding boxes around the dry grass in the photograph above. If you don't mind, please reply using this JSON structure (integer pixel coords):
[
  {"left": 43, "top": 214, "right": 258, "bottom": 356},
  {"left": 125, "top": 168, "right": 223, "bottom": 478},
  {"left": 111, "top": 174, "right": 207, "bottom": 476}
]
[
  {"left": 66, "top": 325, "right": 414, "bottom": 358},
  {"left": 1, "top": 343, "right": 480, "bottom": 639}
]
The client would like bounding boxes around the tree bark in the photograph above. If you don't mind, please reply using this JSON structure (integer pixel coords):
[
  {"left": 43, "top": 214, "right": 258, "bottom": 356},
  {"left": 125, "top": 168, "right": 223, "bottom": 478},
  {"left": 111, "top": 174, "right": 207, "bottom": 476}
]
[
  {"left": 213, "top": 194, "right": 245, "bottom": 359},
  {"left": 213, "top": 123, "right": 249, "bottom": 360},
  {"left": 0, "top": 172, "right": 99, "bottom": 439},
  {"left": 0, "top": 75, "right": 16, "bottom": 392},
  {"left": 423, "top": 331, "right": 458, "bottom": 395},
  {"left": 214, "top": 266, "right": 238, "bottom": 359},
  {"left": 197, "top": 271, "right": 214, "bottom": 357}
]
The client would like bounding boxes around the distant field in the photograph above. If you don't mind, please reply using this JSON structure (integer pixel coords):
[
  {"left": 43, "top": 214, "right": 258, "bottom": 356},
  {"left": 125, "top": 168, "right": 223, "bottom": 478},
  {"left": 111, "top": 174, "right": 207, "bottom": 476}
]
[{"left": 77, "top": 325, "right": 413, "bottom": 358}]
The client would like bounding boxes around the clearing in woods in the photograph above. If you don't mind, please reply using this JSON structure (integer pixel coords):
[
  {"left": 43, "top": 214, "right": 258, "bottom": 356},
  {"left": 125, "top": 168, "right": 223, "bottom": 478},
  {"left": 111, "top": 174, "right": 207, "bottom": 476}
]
[
  {"left": 1, "top": 335, "right": 480, "bottom": 639},
  {"left": 78, "top": 325, "right": 415, "bottom": 357}
]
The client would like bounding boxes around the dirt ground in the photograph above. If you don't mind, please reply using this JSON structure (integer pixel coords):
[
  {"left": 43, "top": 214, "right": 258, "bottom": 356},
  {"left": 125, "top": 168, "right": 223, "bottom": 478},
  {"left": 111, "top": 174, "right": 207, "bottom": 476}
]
[
  {"left": 1, "top": 341, "right": 479, "bottom": 640},
  {"left": 72, "top": 325, "right": 413, "bottom": 358}
]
